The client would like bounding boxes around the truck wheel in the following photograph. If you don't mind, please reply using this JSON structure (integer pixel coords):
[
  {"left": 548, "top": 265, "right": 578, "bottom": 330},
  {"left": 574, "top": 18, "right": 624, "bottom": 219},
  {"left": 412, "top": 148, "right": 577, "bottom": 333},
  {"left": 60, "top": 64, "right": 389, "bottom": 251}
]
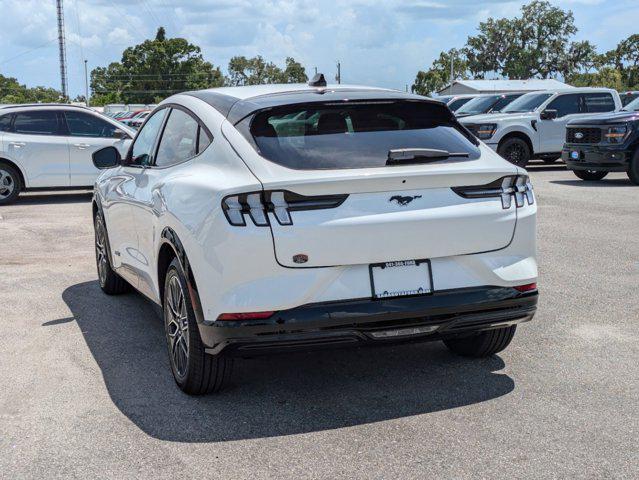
[
  {"left": 0, "top": 163, "right": 21, "bottom": 205},
  {"left": 573, "top": 170, "right": 608, "bottom": 181},
  {"left": 498, "top": 138, "right": 531, "bottom": 167},
  {"left": 163, "top": 258, "right": 232, "bottom": 395},
  {"left": 628, "top": 150, "right": 639, "bottom": 185},
  {"left": 443, "top": 325, "right": 517, "bottom": 357}
]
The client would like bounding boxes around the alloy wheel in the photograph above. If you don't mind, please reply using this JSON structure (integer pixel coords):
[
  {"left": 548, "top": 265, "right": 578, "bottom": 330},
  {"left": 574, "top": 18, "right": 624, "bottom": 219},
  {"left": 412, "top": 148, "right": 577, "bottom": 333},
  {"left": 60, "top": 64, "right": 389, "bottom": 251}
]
[
  {"left": 166, "top": 275, "right": 189, "bottom": 379},
  {"left": 95, "top": 219, "right": 109, "bottom": 286},
  {"left": 0, "top": 168, "right": 16, "bottom": 200}
]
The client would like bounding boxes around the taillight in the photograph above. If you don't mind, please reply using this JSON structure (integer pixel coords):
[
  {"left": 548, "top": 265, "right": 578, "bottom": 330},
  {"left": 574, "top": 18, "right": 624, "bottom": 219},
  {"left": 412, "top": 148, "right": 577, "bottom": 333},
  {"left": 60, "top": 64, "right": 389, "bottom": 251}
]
[
  {"left": 222, "top": 191, "right": 348, "bottom": 227},
  {"left": 451, "top": 175, "right": 534, "bottom": 209},
  {"left": 514, "top": 283, "right": 537, "bottom": 292}
]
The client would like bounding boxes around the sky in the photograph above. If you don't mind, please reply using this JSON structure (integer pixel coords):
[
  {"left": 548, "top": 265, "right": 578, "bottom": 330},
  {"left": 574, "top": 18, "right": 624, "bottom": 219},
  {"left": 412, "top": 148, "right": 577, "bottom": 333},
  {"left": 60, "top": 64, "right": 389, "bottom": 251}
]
[{"left": 1, "top": 0, "right": 638, "bottom": 98}]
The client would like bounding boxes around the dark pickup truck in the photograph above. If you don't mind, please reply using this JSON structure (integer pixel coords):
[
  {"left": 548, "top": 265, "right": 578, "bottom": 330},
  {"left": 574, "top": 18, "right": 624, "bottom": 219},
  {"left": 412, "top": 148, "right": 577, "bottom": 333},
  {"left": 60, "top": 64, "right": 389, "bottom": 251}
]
[{"left": 562, "top": 98, "right": 639, "bottom": 185}]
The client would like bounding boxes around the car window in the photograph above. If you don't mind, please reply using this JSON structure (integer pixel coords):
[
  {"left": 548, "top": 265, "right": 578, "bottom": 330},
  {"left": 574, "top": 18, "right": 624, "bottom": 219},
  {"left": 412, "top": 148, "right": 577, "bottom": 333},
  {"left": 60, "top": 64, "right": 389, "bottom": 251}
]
[
  {"left": 197, "top": 126, "right": 212, "bottom": 153},
  {"left": 64, "top": 111, "right": 123, "bottom": 138},
  {"left": 546, "top": 94, "right": 581, "bottom": 118},
  {"left": 249, "top": 101, "right": 481, "bottom": 170},
  {"left": 502, "top": 93, "right": 553, "bottom": 113},
  {"left": 0, "top": 114, "right": 11, "bottom": 132},
  {"left": 13, "top": 111, "right": 60, "bottom": 135},
  {"left": 491, "top": 94, "right": 523, "bottom": 112},
  {"left": 129, "top": 109, "right": 168, "bottom": 166},
  {"left": 583, "top": 93, "right": 615, "bottom": 113},
  {"left": 155, "top": 109, "right": 199, "bottom": 167},
  {"left": 448, "top": 97, "right": 472, "bottom": 111},
  {"left": 456, "top": 96, "right": 500, "bottom": 115}
]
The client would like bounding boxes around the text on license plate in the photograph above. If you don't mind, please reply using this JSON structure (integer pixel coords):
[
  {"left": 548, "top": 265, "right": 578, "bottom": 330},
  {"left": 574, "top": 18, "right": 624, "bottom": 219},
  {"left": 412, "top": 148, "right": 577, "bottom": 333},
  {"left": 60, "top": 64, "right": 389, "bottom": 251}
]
[{"left": 370, "top": 260, "right": 432, "bottom": 299}]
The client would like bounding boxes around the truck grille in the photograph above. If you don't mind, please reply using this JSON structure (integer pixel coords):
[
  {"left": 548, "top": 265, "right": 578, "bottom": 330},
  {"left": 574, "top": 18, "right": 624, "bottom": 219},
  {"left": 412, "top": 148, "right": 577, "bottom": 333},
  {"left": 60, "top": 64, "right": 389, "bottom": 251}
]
[{"left": 566, "top": 127, "right": 602, "bottom": 144}]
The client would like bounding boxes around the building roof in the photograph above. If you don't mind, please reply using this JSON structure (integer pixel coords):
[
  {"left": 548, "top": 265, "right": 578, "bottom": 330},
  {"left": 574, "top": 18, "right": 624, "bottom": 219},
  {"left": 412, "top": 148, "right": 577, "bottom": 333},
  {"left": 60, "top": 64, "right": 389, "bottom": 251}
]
[{"left": 438, "top": 79, "right": 572, "bottom": 93}]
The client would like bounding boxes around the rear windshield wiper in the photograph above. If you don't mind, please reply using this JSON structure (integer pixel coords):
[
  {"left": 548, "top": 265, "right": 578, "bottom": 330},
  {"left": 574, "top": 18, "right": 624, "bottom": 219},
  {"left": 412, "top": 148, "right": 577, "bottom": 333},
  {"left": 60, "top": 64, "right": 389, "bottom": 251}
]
[{"left": 386, "top": 148, "right": 469, "bottom": 165}]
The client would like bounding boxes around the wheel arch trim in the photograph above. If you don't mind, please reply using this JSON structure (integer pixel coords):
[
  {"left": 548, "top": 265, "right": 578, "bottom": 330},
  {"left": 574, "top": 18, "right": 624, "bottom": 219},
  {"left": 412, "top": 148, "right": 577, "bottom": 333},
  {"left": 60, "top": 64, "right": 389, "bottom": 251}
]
[
  {"left": 0, "top": 157, "right": 27, "bottom": 190},
  {"left": 159, "top": 227, "right": 206, "bottom": 324}
]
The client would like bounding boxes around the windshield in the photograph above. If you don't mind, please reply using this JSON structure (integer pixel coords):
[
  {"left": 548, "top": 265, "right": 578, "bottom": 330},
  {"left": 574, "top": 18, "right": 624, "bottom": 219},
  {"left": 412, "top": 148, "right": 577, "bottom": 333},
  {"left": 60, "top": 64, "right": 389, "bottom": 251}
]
[
  {"left": 456, "top": 95, "right": 501, "bottom": 115},
  {"left": 622, "top": 97, "right": 639, "bottom": 111},
  {"left": 448, "top": 97, "right": 473, "bottom": 111},
  {"left": 502, "top": 93, "right": 553, "bottom": 113},
  {"left": 248, "top": 101, "right": 480, "bottom": 170}
]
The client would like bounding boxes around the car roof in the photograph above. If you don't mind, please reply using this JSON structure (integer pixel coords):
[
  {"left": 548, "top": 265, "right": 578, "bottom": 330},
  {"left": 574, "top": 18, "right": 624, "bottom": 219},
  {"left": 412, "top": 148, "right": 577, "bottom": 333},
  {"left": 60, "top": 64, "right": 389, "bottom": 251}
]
[
  {"left": 175, "top": 83, "right": 441, "bottom": 124},
  {"left": 0, "top": 103, "right": 96, "bottom": 112}
]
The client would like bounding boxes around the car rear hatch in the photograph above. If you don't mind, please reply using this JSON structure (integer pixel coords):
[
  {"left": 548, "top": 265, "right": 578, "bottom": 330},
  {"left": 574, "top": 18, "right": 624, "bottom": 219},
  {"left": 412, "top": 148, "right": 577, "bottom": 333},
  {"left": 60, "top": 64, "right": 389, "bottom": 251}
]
[{"left": 224, "top": 97, "right": 522, "bottom": 268}]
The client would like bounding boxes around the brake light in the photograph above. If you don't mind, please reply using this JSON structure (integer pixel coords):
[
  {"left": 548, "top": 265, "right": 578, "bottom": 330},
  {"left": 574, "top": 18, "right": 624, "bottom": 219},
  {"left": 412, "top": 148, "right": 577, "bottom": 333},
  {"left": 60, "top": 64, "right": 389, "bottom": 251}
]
[
  {"left": 514, "top": 283, "right": 537, "bottom": 292},
  {"left": 222, "top": 191, "right": 348, "bottom": 227},
  {"left": 451, "top": 175, "right": 534, "bottom": 209},
  {"left": 217, "top": 311, "right": 276, "bottom": 321}
]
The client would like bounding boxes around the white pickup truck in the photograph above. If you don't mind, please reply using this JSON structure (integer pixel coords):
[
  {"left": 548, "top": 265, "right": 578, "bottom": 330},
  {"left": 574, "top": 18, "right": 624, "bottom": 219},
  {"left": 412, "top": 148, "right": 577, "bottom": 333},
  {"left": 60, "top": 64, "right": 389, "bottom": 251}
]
[{"left": 459, "top": 88, "right": 622, "bottom": 166}]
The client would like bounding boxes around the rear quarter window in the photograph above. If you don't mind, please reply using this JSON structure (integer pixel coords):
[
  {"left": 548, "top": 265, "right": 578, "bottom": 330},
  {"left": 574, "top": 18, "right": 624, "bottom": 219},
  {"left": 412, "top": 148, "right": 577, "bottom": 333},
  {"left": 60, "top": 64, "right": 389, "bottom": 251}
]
[{"left": 248, "top": 101, "right": 480, "bottom": 170}]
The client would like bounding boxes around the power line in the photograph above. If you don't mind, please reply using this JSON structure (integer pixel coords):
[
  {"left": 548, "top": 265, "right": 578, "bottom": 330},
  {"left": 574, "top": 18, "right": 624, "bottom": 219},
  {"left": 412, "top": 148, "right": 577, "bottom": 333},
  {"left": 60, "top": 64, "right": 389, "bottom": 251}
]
[{"left": 0, "top": 38, "right": 57, "bottom": 65}]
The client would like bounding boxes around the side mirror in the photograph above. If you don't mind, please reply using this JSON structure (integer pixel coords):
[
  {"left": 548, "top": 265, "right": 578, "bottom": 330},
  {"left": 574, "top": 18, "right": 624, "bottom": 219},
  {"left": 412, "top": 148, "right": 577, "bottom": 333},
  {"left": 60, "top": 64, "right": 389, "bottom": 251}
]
[
  {"left": 113, "top": 129, "right": 128, "bottom": 139},
  {"left": 93, "top": 146, "right": 121, "bottom": 169},
  {"left": 540, "top": 109, "right": 558, "bottom": 120}
]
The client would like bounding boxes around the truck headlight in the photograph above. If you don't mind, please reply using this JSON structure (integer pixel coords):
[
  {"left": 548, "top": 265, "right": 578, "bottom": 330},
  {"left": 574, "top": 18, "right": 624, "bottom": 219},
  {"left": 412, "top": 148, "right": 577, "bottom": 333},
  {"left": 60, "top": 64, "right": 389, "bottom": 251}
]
[
  {"left": 476, "top": 123, "right": 498, "bottom": 140},
  {"left": 604, "top": 125, "right": 628, "bottom": 144}
]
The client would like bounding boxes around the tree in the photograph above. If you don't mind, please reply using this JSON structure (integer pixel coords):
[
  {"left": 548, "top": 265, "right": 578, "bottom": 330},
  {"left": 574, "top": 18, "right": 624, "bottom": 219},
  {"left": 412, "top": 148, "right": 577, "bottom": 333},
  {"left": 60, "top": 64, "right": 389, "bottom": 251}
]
[
  {"left": 464, "top": 1, "right": 596, "bottom": 79},
  {"left": 0, "top": 73, "right": 62, "bottom": 103},
  {"left": 567, "top": 67, "right": 625, "bottom": 91},
  {"left": 90, "top": 27, "right": 224, "bottom": 105},
  {"left": 411, "top": 49, "right": 469, "bottom": 96},
  {"left": 226, "top": 55, "right": 307, "bottom": 86},
  {"left": 605, "top": 34, "right": 639, "bottom": 89}
]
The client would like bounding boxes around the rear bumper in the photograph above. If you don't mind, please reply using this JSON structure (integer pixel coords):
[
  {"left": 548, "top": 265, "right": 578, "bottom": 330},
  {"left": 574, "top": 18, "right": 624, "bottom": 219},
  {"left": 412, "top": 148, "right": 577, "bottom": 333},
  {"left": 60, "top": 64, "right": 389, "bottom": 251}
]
[
  {"left": 199, "top": 286, "right": 538, "bottom": 355},
  {"left": 562, "top": 144, "right": 630, "bottom": 172}
]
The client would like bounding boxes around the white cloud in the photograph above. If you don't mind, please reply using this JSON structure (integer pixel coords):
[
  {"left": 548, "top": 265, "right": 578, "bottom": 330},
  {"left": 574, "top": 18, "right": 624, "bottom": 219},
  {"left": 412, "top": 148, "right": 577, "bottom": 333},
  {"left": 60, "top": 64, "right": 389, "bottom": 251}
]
[{"left": 0, "top": 0, "right": 637, "bottom": 97}]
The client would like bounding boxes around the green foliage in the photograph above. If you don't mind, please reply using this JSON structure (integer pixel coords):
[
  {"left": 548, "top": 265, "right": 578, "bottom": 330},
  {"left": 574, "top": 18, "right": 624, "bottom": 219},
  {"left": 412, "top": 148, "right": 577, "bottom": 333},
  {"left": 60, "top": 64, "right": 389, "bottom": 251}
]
[
  {"left": 227, "top": 56, "right": 307, "bottom": 86},
  {"left": 91, "top": 27, "right": 225, "bottom": 105},
  {"left": 411, "top": 49, "right": 469, "bottom": 96},
  {"left": 0, "top": 74, "right": 62, "bottom": 104},
  {"left": 567, "top": 67, "right": 625, "bottom": 91},
  {"left": 414, "top": 1, "right": 639, "bottom": 95},
  {"left": 465, "top": 1, "right": 594, "bottom": 79}
]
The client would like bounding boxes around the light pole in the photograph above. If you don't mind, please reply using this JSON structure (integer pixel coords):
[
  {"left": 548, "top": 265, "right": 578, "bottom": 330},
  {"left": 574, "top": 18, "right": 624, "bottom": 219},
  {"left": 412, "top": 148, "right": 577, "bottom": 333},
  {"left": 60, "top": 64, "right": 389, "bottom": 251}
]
[{"left": 84, "top": 59, "right": 90, "bottom": 107}]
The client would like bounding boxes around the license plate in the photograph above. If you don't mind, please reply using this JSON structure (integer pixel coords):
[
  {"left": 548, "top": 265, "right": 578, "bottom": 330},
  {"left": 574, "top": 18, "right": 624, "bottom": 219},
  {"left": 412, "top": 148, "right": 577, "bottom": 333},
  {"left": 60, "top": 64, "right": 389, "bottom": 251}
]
[
  {"left": 370, "top": 260, "right": 432, "bottom": 299},
  {"left": 570, "top": 150, "right": 580, "bottom": 160}
]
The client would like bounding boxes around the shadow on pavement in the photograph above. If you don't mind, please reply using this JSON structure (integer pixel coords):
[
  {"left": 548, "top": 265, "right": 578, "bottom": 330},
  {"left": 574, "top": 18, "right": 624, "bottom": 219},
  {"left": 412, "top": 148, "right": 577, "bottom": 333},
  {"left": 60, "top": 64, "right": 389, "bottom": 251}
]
[
  {"left": 57, "top": 280, "right": 515, "bottom": 443},
  {"left": 551, "top": 178, "right": 633, "bottom": 187},
  {"left": 17, "top": 191, "right": 93, "bottom": 205}
]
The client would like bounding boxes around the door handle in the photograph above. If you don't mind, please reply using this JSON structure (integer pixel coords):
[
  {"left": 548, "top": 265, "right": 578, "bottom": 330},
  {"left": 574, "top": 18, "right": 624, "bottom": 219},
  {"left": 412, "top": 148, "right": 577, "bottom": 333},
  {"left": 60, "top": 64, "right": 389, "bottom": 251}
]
[
  {"left": 73, "top": 143, "right": 91, "bottom": 150},
  {"left": 9, "top": 141, "right": 26, "bottom": 148}
]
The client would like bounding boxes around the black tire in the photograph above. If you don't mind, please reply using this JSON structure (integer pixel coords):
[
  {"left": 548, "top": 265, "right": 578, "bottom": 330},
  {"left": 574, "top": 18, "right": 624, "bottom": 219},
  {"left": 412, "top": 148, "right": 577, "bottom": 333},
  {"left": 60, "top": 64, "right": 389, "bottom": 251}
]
[
  {"left": 0, "top": 162, "right": 22, "bottom": 205},
  {"left": 628, "top": 150, "right": 639, "bottom": 185},
  {"left": 573, "top": 170, "right": 608, "bottom": 181},
  {"left": 163, "top": 258, "right": 232, "bottom": 395},
  {"left": 498, "top": 137, "right": 531, "bottom": 167},
  {"left": 94, "top": 213, "right": 130, "bottom": 295},
  {"left": 443, "top": 325, "right": 517, "bottom": 358}
]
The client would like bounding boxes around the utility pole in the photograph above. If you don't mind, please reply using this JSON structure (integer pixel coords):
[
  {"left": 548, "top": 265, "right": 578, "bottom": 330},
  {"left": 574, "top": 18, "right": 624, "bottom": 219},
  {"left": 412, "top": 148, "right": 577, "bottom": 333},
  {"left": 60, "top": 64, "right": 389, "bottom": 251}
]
[
  {"left": 84, "top": 60, "right": 89, "bottom": 107},
  {"left": 314, "top": 66, "right": 317, "bottom": 75},
  {"left": 56, "top": 0, "right": 69, "bottom": 100},
  {"left": 336, "top": 61, "right": 341, "bottom": 84},
  {"left": 449, "top": 52, "right": 454, "bottom": 95}
]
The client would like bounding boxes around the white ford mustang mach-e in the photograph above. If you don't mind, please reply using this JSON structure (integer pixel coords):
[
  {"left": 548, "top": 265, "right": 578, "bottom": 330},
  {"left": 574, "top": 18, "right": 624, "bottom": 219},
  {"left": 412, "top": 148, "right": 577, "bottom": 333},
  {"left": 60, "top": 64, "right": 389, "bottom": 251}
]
[{"left": 91, "top": 76, "right": 538, "bottom": 395}]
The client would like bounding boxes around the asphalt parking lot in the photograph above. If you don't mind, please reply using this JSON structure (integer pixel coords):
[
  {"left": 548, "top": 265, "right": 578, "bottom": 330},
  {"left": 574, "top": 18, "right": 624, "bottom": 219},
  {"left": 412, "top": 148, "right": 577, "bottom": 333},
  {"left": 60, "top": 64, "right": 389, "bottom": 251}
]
[{"left": 1, "top": 163, "right": 637, "bottom": 479}]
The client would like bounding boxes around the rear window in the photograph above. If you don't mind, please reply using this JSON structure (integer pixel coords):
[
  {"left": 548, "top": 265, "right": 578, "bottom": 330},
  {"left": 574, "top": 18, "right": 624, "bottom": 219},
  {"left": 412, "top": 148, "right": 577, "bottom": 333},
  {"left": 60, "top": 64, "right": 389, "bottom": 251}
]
[{"left": 249, "top": 101, "right": 480, "bottom": 170}]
